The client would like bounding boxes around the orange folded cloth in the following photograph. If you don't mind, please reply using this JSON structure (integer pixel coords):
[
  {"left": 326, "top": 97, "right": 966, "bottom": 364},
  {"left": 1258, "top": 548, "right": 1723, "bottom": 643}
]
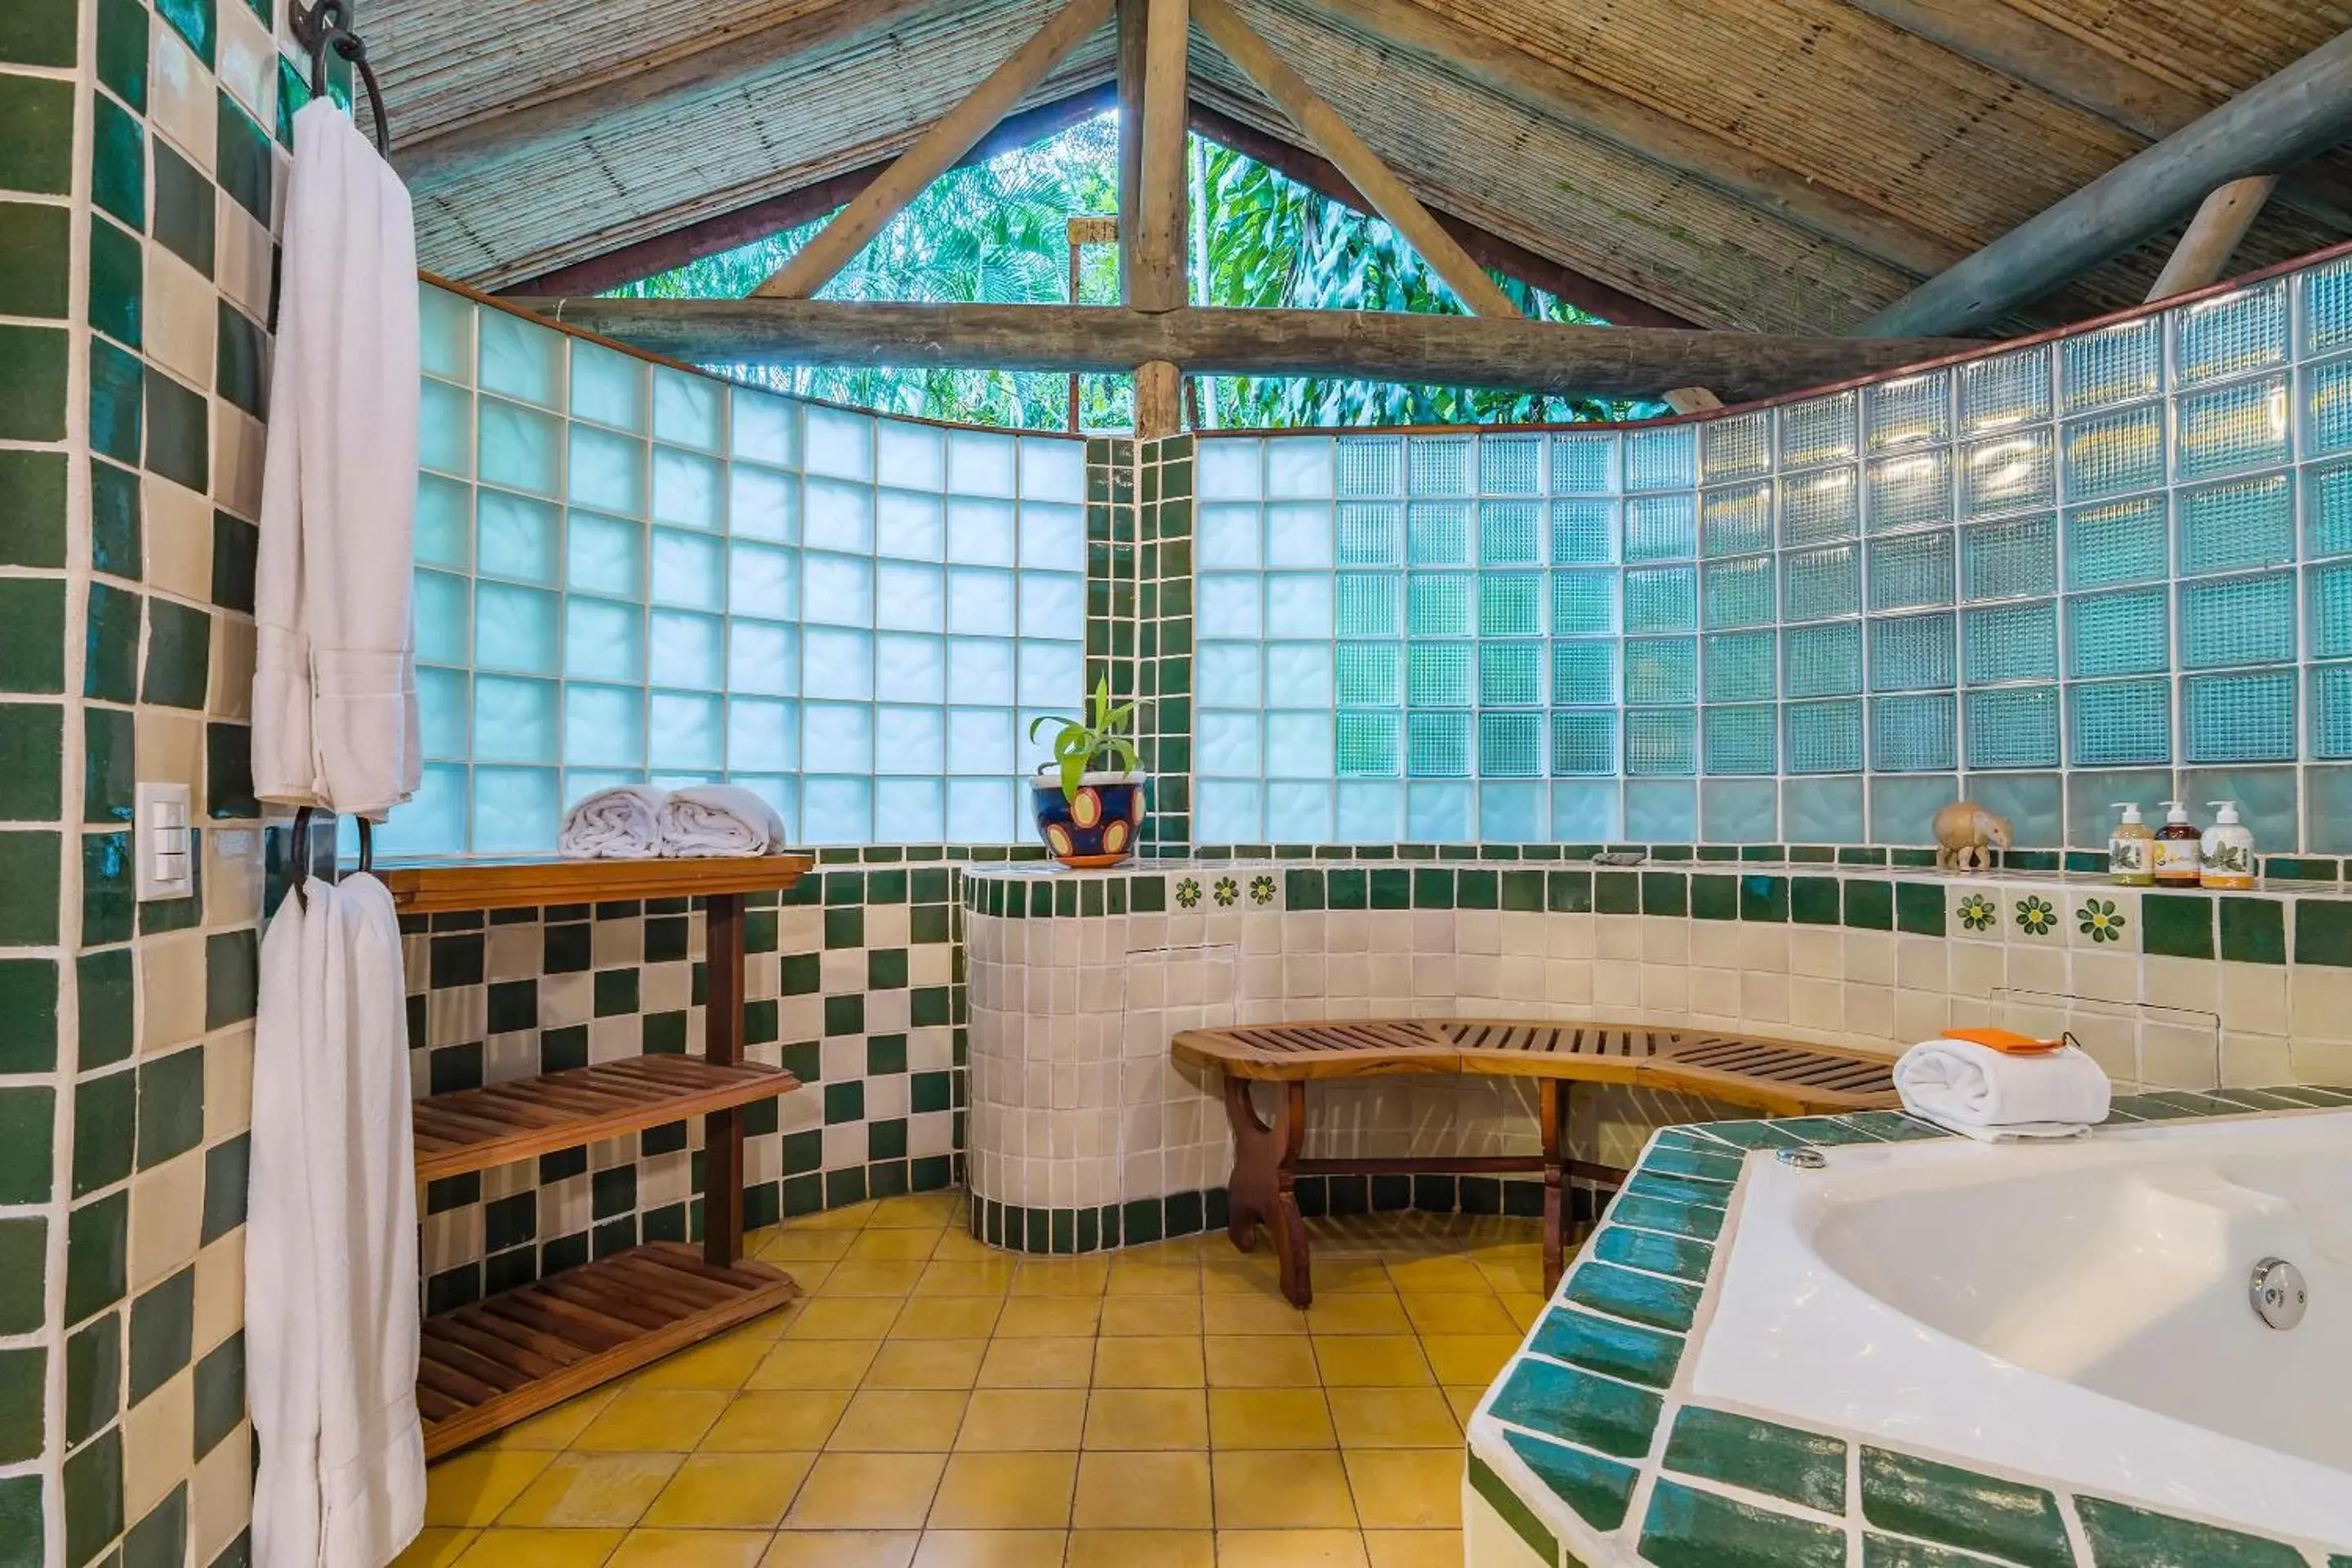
[{"left": 1941, "top": 1027, "right": 2065, "bottom": 1056}]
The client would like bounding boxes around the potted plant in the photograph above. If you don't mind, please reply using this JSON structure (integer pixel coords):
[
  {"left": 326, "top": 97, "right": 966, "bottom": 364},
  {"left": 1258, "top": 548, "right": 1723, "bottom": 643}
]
[{"left": 1028, "top": 676, "right": 1147, "bottom": 868}]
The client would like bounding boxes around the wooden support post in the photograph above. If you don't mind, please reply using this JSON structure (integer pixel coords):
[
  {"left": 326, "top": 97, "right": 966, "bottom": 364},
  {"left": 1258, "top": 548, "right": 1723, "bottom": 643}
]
[
  {"left": 1664, "top": 387, "right": 1724, "bottom": 415},
  {"left": 1192, "top": 0, "right": 1517, "bottom": 319},
  {"left": 1540, "top": 1080, "right": 1568, "bottom": 1294},
  {"left": 2146, "top": 174, "right": 2278, "bottom": 301},
  {"left": 1125, "top": 0, "right": 1189, "bottom": 438},
  {"left": 752, "top": 0, "right": 1114, "bottom": 299},
  {"left": 702, "top": 892, "right": 746, "bottom": 1267}
]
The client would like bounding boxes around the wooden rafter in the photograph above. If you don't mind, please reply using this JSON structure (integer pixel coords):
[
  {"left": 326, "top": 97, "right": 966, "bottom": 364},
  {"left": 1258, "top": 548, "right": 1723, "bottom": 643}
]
[
  {"left": 752, "top": 0, "right": 1116, "bottom": 299},
  {"left": 2146, "top": 175, "right": 2278, "bottom": 301}
]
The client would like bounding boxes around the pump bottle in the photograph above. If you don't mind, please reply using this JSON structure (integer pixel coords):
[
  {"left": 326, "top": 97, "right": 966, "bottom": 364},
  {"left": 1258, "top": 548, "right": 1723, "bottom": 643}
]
[
  {"left": 2153, "top": 801, "right": 2202, "bottom": 887},
  {"left": 2108, "top": 803, "right": 2153, "bottom": 886},
  {"left": 2200, "top": 801, "right": 2255, "bottom": 889}
]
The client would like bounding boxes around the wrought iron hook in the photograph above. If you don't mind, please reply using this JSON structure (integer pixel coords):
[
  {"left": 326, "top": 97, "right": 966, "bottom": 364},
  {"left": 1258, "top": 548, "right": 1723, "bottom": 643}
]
[
  {"left": 289, "top": 0, "right": 393, "bottom": 158},
  {"left": 288, "top": 806, "right": 375, "bottom": 910}
]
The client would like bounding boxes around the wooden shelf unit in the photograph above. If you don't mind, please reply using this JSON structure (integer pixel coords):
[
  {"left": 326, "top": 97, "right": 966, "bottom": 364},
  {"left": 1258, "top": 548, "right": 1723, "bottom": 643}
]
[{"left": 392, "top": 853, "right": 812, "bottom": 1455}]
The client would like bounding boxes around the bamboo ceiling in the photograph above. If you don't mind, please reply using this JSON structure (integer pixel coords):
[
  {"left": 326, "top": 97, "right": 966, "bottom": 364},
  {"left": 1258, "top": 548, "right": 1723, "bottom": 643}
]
[{"left": 372, "top": 0, "right": 2352, "bottom": 331}]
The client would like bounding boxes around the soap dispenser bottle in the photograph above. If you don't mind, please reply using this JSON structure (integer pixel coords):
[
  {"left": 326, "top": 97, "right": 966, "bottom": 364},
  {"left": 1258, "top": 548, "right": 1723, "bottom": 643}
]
[
  {"left": 2108, "top": 803, "right": 2154, "bottom": 886},
  {"left": 2201, "top": 801, "right": 2256, "bottom": 889},
  {"left": 2153, "top": 800, "right": 2203, "bottom": 886}
]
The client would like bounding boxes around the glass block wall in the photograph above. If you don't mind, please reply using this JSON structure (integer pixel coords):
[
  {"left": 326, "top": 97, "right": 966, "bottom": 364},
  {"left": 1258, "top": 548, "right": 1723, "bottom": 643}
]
[
  {"left": 398, "top": 283, "right": 1089, "bottom": 853},
  {"left": 1189, "top": 253, "right": 2352, "bottom": 853}
]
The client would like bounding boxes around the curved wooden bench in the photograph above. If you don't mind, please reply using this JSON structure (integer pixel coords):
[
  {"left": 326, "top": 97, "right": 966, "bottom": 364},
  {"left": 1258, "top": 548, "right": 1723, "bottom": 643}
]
[{"left": 1170, "top": 1020, "right": 1898, "bottom": 1306}]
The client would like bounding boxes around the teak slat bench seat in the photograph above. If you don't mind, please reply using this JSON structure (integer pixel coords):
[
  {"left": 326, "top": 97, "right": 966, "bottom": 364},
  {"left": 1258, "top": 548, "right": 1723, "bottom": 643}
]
[{"left": 1169, "top": 1020, "right": 1899, "bottom": 1307}]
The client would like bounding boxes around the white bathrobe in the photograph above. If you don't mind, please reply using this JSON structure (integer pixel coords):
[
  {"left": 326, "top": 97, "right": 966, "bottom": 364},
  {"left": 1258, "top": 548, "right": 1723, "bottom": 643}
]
[
  {"left": 252, "top": 97, "right": 421, "bottom": 817},
  {"left": 247, "top": 874, "right": 424, "bottom": 1568}
]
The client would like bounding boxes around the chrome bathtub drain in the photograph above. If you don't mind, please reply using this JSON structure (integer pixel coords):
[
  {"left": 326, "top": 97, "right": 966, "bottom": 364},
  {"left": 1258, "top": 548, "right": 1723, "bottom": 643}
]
[
  {"left": 2250, "top": 1257, "right": 2308, "bottom": 1330},
  {"left": 1775, "top": 1147, "right": 1828, "bottom": 1170}
]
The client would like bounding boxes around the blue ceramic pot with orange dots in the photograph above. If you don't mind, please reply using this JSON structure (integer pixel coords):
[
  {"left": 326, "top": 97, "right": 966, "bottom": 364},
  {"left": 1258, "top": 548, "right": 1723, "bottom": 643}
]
[{"left": 1031, "top": 771, "right": 1149, "bottom": 869}]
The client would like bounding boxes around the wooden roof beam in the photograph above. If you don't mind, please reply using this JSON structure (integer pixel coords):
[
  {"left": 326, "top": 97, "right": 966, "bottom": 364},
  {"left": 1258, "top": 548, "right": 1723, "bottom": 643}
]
[
  {"left": 1126, "top": 0, "right": 1191, "bottom": 436},
  {"left": 1858, "top": 29, "right": 2352, "bottom": 336},
  {"left": 2146, "top": 175, "right": 2278, "bottom": 301}
]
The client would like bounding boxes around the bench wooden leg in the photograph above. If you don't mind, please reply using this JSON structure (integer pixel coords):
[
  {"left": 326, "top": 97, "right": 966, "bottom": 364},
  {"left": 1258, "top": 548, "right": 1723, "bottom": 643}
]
[
  {"left": 1541, "top": 1079, "right": 1569, "bottom": 1296},
  {"left": 1223, "top": 1076, "right": 1311, "bottom": 1307}
]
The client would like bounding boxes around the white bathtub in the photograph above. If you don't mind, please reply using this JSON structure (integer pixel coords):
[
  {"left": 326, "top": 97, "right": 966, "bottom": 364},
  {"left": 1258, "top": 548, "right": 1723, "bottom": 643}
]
[{"left": 1693, "top": 1108, "right": 2352, "bottom": 1545}]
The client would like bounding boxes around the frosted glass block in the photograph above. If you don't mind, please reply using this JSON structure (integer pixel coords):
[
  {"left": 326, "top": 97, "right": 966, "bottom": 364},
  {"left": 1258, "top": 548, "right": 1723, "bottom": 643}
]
[
  {"left": 946, "top": 777, "right": 1014, "bottom": 842},
  {"left": 2305, "top": 354, "right": 2352, "bottom": 456},
  {"left": 1334, "top": 643, "right": 1396, "bottom": 707},
  {"left": 1869, "top": 531, "right": 1954, "bottom": 610},
  {"left": 2172, "top": 279, "right": 2285, "bottom": 387},
  {"left": 1022, "top": 501, "right": 1087, "bottom": 571},
  {"left": 1959, "top": 345, "right": 2050, "bottom": 433},
  {"left": 1703, "top": 705, "right": 1775, "bottom": 774},
  {"left": 1336, "top": 502, "right": 1403, "bottom": 567},
  {"left": 570, "top": 340, "right": 646, "bottom": 430},
  {"left": 728, "top": 619, "right": 795, "bottom": 696},
  {"left": 727, "top": 697, "right": 795, "bottom": 772},
  {"left": 1624, "top": 425, "right": 1694, "bottom": 492},
  {"left": 1407, "top": 713, "right": 1472, "bottom": 777},
  {"left": 2185, "top": 670, "right": 2295, "bottom": 763},
  {"left": 418, "top": 666, "right": 470, "bottom": 760},
  {"left": 1782, "top": 621, "right": 1861, "bottom": 698},
  {"left": 2314, "top": 563, "right": 2352, "bottom": 660},
  {"left": 568, "top": 424, "right": 644, "bottom": 515},
  {"left": 1552, "top": 570, "right": 1617, "bottom": 635},
  {"left": 381, "top": 764, "right": 466, "bottom": 858},
  {"left": 1965, "top": 686, "right": 2058, "bottom": 769},
  {"left": 1869, "top": 693, "right": 1954, "bottom": 772},
  {"left": 1868, "top": 611, "right": 1954, "bottom": 692},
  {"left": 1551, "top": 432, "right": 1618, "bottom": 494},
  {"left": 417, "top": 285, "right": 472, "bottom": 383},
  {"left": 1406, "top": 434, "right": 1472, "bottom": 496},
  {"left": 1408, "top": 501, "right": 1473, "bottom": 565},
  {"left": 2180, "top": 572, "right": 2293, "bottom": 668},
  {"left": 875, "top": 489, "right": 945, "bottom": 562},
  {"left": 1199, "top": 710, "right": 1263, "bottom": 776},
  {"left": 1196, "top": 781, "right": 1263, "bottom": 842},
  {"left": 875, "top": 633, "right": 945, "bottom": 704},
  {"left": 2177, "top": 471, "right": 2291, "bottom": 577},
  {"left": 472, "top": 766, "right": 559, "bottom": 854},
  {"left": 1961, "top": 429, "right": 2053, "bottom": 517},
  {"left": 1337, "top": 712, "right": 1402, "bottom": 777},
  {"left": 1020, "top": 571, "right": 1086, "bottom": 638},
  {"left": 564, "top": 510, "right": 639, "bottom": 598},
  {"left": 1699, "top": 412, "right": 1769, "bottom": 482},
  {"left": 1623, "top": 566, "right": 1696, "bottom": 633},
  {"left": 1407, "top": 642, "right": 1473, "bottom": 707},
  {"left": 1013, "top": 706, "right": 1057, "bottom": 775},
  {"left": 801, "top": 626, "right": 874, "bottom": 701},
  {"left": 730, "top": 388, "right": 798, "bottom": 468},
  {"left": 801, "top": 777, "right": 872, "bottom": 844},
  {"left": 1865, "top": 449, "right": 1951, "bottom": 533},
  {"left": 2313, "top": 666, "right": 2352, "bottom": 758},
  {"left": 1777, "top": 465, "right": 1859, "bottom": 549},
  {"left": 1784, "top": 699, "right": 1863, "bottom": 773},
  {"left": 1702, "top": 556, "right": 1774, "bottom": 628},
  {"left": 1552, "top": 778, "right": 1621, "bottom": 838},
  {"left": 1778, "top": 390, "right": 1856, "bottom": 470},
  {"left": 1624, "top": 494, "right": 1695, "bottom": 561},
  {"left": 650, "top": 527, "right": 723, "bottom": 610},
  {"left": 1199, "top": 504, "right": 1263, "bottom": 569},
  {"left": 726, "top": 541, "right": 795, "bottom": 622},
  {"left": 947, "top": 707, "right": 1013, "bottom": 774},
  {"left": 724, "top": 466, "right": 795, "bottom": 546},
  {"left": 1267, "top": 782, "right": 1334, "bottom": 841},
  {"left": 415, "top": 474, "right": 471, "bottom": 570},
  {"left": 1966, "top": 773, "right": 2060, "bottom": 849},
  {"left": 649, "top": 608, "right": 723, "bottom": 689},
  {"left": 1551, "top": 500, "right": 1616, "bottom": 565},
  {"left": 945, "top": 497, "right": 1018, "bottom": 568},
  {"left": 478, "top": 398, "right": 559, "bottom": 497},
  {"left": 803, "top": 702, "right": 874, "bottom": 772},
  {"left": 1624, "top": 709, "right": 1697, "bottom": 775},
  {"left": 1547, "top": 640, "right": 1611, "bottom": 706},
  {"left": 472, "top": 674, "right": 558, "bottom": 763},
  {"left": 2305, "top": 254, "right": 2352, "bottom": 358},
  {"left": 1702, "top": 778, "right": 1779, "bottom": 842},
  {"left": 876, "top": 419, "right": 944, "bottom": 490},
  {"left": 1479, "top": 713, "right": 1544, "bottom": 777},
  {"left": 1479, "top": 642, "right": 1543, "bottom": 707},
  {"left": 2060, "top": 403, "right": 2162, "bottom": 500},
  {"left": 800, "top": 477, "right": 873, "bottom": 555},
  {"left": 565, "top": 597, "right": 644, "bottom": 683},
  {"left": 1869, "top": 775, "right": 1954, "bottom": 844},
  {"left": 1201, "top": 642, "right": 1265, "bottom": 707},
  {"left": 1481, "top": 434, "right": 1545, "bottom": 495},
  {"left": 1624, "top": 638, "right": 1696, "bottom": 706},
  {"left": 1700, "top": 484, "right": 1771, "bottom": 557},
  {"left": 861, "top": 559, "right": 938, "bottom": 634},
  {"left": 1267, "top": 642, "right": 1334, "bottom": 706},
  {"left": 1018, "top": 435, "right": 1081, "bottom": 501},
  {"left": 1782, "top": 543, "right": 1860, "bottom": 622},
  {"left": 1316, "top": 439, "right": 1400, "bottom": 506},
  {"left": 1408, "top": 573, "right": 1474, "bottom": 636},
  {"left": 875, "top": 704, "right": 945, "bottom": 773},
  {"left": 474, "top": 581, "right": 557, "bottom": 674},
  {"left": 2176, "top": 376, "right": 2288, "bottom": 480},
  {"left": 477, "top": 309, "right": 563, "bottom": 410},
  {"left": 1199, "top": 438, "right": 1264, "bottom": 499},
  {"left": 805, "top": 552, "right": 876, "bottom": 627},
  {"left": 2067, "top": 679, "right": 2170, "bottom": 766},
  {"left": 1475, "top": 501, "right": 1540, "bottom": 568},
  {"left": 1703, "top": 630, "right": 1774, "bottom": 704},
  {"left": 2307, "top": 457, "right": 2352, "bottom": 559},
  {"left": 2061, "top": 318, "right": 2158, "bottom": 412},
  {"left": 875, "top": 777, "right": 944, "bottom": 840},
  {"left": 1962, "top": 599, "right": 2057, "bottom": 685},
  {"left": 1267, "top": 711, "right": 1336, "bottom": 777},
  {"left": 1866, "top": 372, "right": 1949, "bottom": 450},
  {"left": 804, "top": 404, "right": 875, "bottom": 480},
  {"left": 1018, "top": 640, "right": 1081, "bottom": 707},
  {"left": 1196, "top": 572, "right": 1263, "bottom": 639},
  {"left": 1480, "top": 573, "right": 1544, "bottom": 637},
  {"left": 947, "top": 637, "right": 1014, "bottom": 704},
  {"left": 1550, "top": 711, "right": 1617, "bottom": 776},
  {"left": 2061, "top": 499, "right": 2161, "bottom": 591},
  {"left": 561, "top": 684, "right": 641, "bottom": 767}
]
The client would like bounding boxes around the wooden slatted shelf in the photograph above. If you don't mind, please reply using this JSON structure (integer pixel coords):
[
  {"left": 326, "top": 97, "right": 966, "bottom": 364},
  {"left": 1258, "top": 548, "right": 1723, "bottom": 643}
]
[
  {"left": 413, "top": 1057, "right": 800, "bottom": 1183},
  {"left": 416, "top": 1243, "right": 800, "bottom": 1459},
  {"left": 381, "top": 853, "right": 813, "bottom": 914}
]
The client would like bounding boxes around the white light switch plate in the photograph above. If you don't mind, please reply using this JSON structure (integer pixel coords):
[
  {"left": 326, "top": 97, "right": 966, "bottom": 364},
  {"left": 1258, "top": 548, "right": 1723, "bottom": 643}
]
[{"left": 135, "top": 782, "right": 195, "bottom": 901}]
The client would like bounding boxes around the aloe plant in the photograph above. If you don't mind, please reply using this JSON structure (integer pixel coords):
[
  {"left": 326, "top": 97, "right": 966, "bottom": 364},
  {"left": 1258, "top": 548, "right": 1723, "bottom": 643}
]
[{"left": 1028, "top": 676, "right": 1138, "bottom": 802}]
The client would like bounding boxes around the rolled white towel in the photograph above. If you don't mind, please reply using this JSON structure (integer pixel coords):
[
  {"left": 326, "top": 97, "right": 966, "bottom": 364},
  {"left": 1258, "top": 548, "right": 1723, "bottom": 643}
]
[
  {"left": 559, "top": 785, "right": 666, "bottom": 860},
  {"left": 657, "top": 785, "right": 786, "bottom": 858},
  {"left": 1894, "top": 1036, "right": 2111, "bottom": 1143}
]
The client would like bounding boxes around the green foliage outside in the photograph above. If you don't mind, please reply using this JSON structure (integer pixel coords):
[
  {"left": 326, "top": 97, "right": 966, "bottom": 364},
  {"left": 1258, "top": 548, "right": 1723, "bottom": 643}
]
[{"left": 608, "top": 112, "right": 1658, "bottom": 430}]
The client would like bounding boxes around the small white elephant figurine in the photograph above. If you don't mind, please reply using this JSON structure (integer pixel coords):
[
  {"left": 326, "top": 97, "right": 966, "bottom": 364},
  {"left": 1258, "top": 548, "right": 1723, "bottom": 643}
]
[{"left": 1932, "top": 801, "right": 2011, "bottom": 871}]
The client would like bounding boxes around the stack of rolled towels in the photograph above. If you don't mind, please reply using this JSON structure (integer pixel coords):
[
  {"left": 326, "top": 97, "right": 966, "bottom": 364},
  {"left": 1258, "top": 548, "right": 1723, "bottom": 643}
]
[
  {"left": 559, "top": 785, "right": 788, "bottom": 860},
  {"left": 1892, "top": 1028, "right": 2112, "bottom": 1143}
]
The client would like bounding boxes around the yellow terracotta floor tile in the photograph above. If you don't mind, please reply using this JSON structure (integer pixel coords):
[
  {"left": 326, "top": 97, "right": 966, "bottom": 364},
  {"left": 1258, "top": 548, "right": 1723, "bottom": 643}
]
[
  {"left": 1325, "top": 1387, "right": 1460, "bottom": 1448},
  {"left": 954, "top": 1388, "right": 1089, "bottom": 1451},
  {"left": 749, "top": 1339, "right": 881, "bottom": 1392},
  {"left": 1343, "top": 1450, "right": 1463, "bottom": 1530},
  {"left": 991, "top": 1295, "right": 1102, "bottom": 1338},
  {"left": 632, "top": 1336, "right": 774, "bottom": 1392},
  {"left": 796, "top": 1201, "right": 880, "bottom": 1232},
  {"left": 911, "top": 1261, "right": 1018, "bottom": 1296},
  {"left": 1200, "top": 1296, "right": 1307, "bottom": 1336},
  {"left": 1383, "top": 1257, "right": 1490, "bottom": 1294},
  {"left": 1416, "top": 1335, "right": 1521, "bottom": 1387},
  {"left": 867, "top": 1193, "right": 965, "bottom": 1227},
  {"left": 1202, "top": 1336, "right": 1321, "bottom": 1388},
  {"left": 830, "top": 1389, "right": 971, "bottom": 1451},
  {"left": 1091, "top": 1335, "right": 1205, "bottom": 1388},
  {"left": 975, "top": 1337, "right": 1096, "bottom": 1389},
  {"left": 925, "top": 1450, "right": 1080, "bottom": 1529},
  {"left": 757, "top": 1530, "right": 918, "bottom": 1568},
  {"left": 907, "top": 1530, "right": 1069, "bottom": 1568},
  {"left": 1071, "top": 1450, "right": 1213, "bottom": 1529},
  {"left": 865, "top": 1337, "right": 988, "bottom": 1390},
  {"left": 889, "top": 1297, "right": 1004, "bottom": 1339},
  {"left": 451, "top": 1529, "right": 626, "bottom": 1567},
  {"left": 1198, "top": 1263, "right": 1285, "bottom": 1298},
  {"left": 1103, "top": 1261, "right": 1200, "bottom": 1295},
  {"left": 1301, "top": 1295, "right": 1412, "bottom": 1336},
  {"left": 1310, "top": 1336, "right": 1434, "bottom": 1388},
  {"left": 1209, "top": 1450, "right": 1358, "bottom": 1529},
  {"left": 1098, "top": 1295, "right": 1203, "bottom": 1336},
  {"left": 820, "top": 1262, "right": 929, "bottom": 1298},
  {"left": 786, "top": 1298, "right": 908, "bottom": 1339},
  {"left": 1081, "top": 1388, "right": 1207, "bottom": 1450},
  {"left": 756, "top": 1229, "right": 859, "bottom": 1263},
  {"left": 607, "top": 1529, "right": 775, "bottom": 1567},
  {"left": 641, "top": 1451, "right": 816, "bottom": 1529},
  {"left": 1212, "top": 1529, "right": 1369, "bottom": 1567},
  {"left": 488, "top": 1389, "right": 620, "bottom": 1450},
  {"left": 1498, "top": 1293, "right": 1547, "bottom": 1331},
  {"left": 1398, "top": 1292, "right": 1518, "bottom": 1337},
  {"left": 1205, "top": 1389, "right": 1334, "bottom": 1450},
  {"left": 573, "top": 1390, "right": 733, "bottom": 1451},
  {"left": 1008, "top": 1258, "right": 1111, "bottom": 1296},
  {"left": 390, "top": 1527, "right": 476, "bottom": 1567},
  {"left": 1063, "top": 1529, "right": 1215, "bottom": 1568},
  {"left": 1307, "top": 1260, "right": 1400, "bottom": 1294},
  {"left": 1361, "top": 1531, "right": 1459, "bottom": 1568},
  {"left": 929, "top": 1232, "right": 1001, "bottom": 1263},
  {"left": 782, "top": 1453, "right": 947, "bottom": 1530},
  {"left": 497, "top": 1453, "right": 683, "bottom": 1529},
  {"left": 424, "top": 1448, "right": 556, "bottom": 1527},
  {"left": 1441, "top": 1386, "right": 1484, "bottom": 1426},
  {"left": 844, "top": 1227, "right": 947, "bottom": 1263},
  {"left": 701, "top": 1391, "right": 853, "bottom": 1452}
]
